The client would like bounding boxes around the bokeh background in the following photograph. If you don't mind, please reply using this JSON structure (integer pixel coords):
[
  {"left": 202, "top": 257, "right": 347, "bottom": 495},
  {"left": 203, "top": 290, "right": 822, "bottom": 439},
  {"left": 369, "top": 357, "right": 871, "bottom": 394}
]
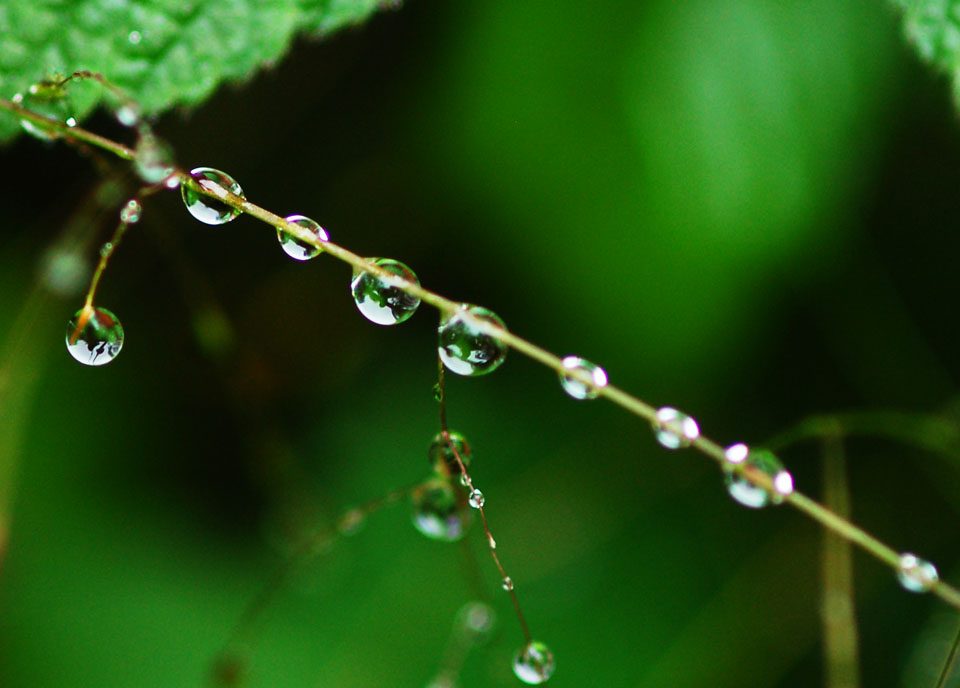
[{"left": 2, "top": 0, "right": 960, "bottom": 686}]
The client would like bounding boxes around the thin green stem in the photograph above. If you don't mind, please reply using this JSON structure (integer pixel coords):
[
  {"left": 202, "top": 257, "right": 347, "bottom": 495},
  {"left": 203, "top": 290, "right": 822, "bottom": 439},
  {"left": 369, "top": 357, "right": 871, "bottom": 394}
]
[
  {"left": 935, "top": 617, "right": 960, "bottom": 688},
  {"left": 8, "top": 111, "right": 960, "bottom": 611}
]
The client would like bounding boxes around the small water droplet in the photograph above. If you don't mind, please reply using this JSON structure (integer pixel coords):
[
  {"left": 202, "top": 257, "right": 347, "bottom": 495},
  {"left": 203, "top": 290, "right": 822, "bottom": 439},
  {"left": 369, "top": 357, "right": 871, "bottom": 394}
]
[
  {"left": 458, "top": 600, "right": 496, "bottom": 640},
  {"left": 724, "top": 447, "right": 791, "bottom": 509},
  {"left": 351, "top": 258, "right": 421, "bottom": 325},
  {"left": 438, "top": 305, "right": 508, "bottom": 376},
  {"left": 411, "top": 478, "right": 470, "bottom": 542},
  {"left": 337, "top": 508, "right": 365, "bottom": 535},
  {"left": 428, "top": 431, "right": 472, "bottom": 478},
  {"left": 652, "top": 407, "right": 699, "bottom": 449},
  {"left": 432, "top": 382, "right": 442, "bottom": 402},
  {"left": 182, "top": 167, "right": 244, "bottom": 225},
  {"left": 487, "top": 533, "right": 497, "bottom": 549},
  {"left": 99, "top": 242, "right": 113, "bottom": 258},
  {"left": 502, "top": 577, "right": 514, "bottom": 591},
  {"left": 13, "top": 81, "right": 74, "bottom": 140},
  {"left": 278, "top": 214, "right": 328, "bottom": 260},
  {"left": 559, "top": 356, "right": 608, "bottom": 400},
  {"left": 128, "top": 30, "right": 142, "bottom": 44},
  {"left": 65, "top": 306, "right": 124, "bottom": 366},
  {"left": 134, "top": 133, "right": 176, "bottom": 184},
  {"left": 120, "top": 199, "right": 142, "bottom": 224},
  {"left": 468, "top": 488, "right": 484, "bottom": 509},
  {"left": 460, "top": 474, "right": 470, "bottom": 486},
  {"left": 512, "top": 641, "right": 555, "bottom": 685},
  {"left": 116, "top": 104, "right": 140, "bottom": 127},
  {"left": 898, "top": 553, "right": 939, "bottom": 593}
]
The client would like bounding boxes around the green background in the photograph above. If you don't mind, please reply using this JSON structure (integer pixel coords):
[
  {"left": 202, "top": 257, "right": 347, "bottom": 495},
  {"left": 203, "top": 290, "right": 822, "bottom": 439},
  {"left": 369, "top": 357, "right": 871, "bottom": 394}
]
[{"left": 2, "top": 0, "right": 960, "bottom": 686}]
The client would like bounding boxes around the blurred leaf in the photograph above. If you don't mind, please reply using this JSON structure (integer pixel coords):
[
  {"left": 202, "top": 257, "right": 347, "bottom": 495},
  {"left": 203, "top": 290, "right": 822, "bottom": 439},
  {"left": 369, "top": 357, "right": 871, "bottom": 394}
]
[
  {"left": 894, "top": 0, "right": 960, "bottom": 103},
  {"left": 0, "top": 0, "right": 387, "bottom": 140}
]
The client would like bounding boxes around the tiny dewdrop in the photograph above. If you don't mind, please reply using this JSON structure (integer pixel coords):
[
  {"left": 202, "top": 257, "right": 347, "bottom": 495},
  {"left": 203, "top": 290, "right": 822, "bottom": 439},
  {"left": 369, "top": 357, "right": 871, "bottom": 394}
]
[
  {"left": 559, "top": 356, "right": 608, "bottom": 400},
  {"left": 277, "top": 214, "right": 329, "bottom": 261},
  {"left": 351, "top": 258, "right": 421, "bottom": 325},
  {"left": 181, "top": 167, "right": 244, "bottom": 225},
  {"left": 652, "top": 407, "right": 699, "bottom": 449},
  {"left": 897, "top": 553, "right": 939, "bottom": 593},
  {"left": 512, "top": 641, "right": 555, "bottom": 685},
  {"left": 438, "top": 304, "right": 508, "bottom": 376},
  {"left": 65, "top": 306, "right": 124, "bottom": 366},
  {"left": 723, "top": 445, "right": 793, "bottom": 508}
]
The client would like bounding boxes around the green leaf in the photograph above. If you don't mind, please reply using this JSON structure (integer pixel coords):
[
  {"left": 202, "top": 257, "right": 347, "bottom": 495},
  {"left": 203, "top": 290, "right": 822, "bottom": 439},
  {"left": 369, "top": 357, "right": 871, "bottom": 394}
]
[
  {"left": 0, "top": 0, "right": 388, "bottom": 141},
  {"left": 894, "top": 0, "right": 960, "bottom": 100}
]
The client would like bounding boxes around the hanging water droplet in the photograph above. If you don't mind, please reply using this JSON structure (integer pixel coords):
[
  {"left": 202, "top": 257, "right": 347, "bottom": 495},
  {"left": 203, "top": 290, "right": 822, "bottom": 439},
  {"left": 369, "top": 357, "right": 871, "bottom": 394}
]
[
  {"left": 65, "top": 306, "right": 124, "bottom": 366},
  {"left": 120, "top": 199, "right": 142, "bottom": 224},
  {"left": 411, "top": 478, "right": 470, "bottom": 542},
  {"left": 181, "top": 167, "right": 243, "bottom": 225},
  {"left": 438, "top": 305, "right": 508, "bottom": 376},
  {"left": 898, "top": 553, "right": 939, "bottom": 593},
  {"left": 723, "top": 446, "right": 793, "bottom": 509},
  {"left": 337, "top": 508, "right": 365, "bottom": 536},
  {"left": 277, "top": 214, "right": 329, "bottom": 261},
  {"left": 351, "top": 258, "right": 421, "bottom": 325},
  {"left": 512, "top": 641, "right": 555, "bottom": 685},
  {"left": 652, "top": 407, "right": 699, "bottom": 449},
  {"left": 502, "top": 577, "right": 514, "bottom": 591},
  {"left": 558, "top": 356, "right": 608, "bottom": 400},
  {"left": 13, "top": 81, "right": 74, "bottom": 141},
  {"left": 134, "top": 132, "right": 176, "bottom": 184},
  {"left": 428, "top": 431, "right": 472, "bottom": 478},
  {"left": 468, "top": 488, "right": 484, "bottom": 509}
]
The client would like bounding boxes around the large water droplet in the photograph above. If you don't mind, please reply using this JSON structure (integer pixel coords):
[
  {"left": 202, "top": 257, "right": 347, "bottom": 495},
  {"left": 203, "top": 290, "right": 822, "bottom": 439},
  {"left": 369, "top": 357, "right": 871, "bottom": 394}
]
[
  {"left": 278, "top": 214, "right": 328, "bottom": 261},
  {"left": 468, "top": 488, "right": 484, "bottom": 509},
  {"left": 351, "top": 258, "right": 421, "bottom": 325},
  {"left": 411, "top": 478, "right": 470, "bottom": 542},
  {"left": 559, "top": 356, "right": 608, "bottom": 400},
  {"left": 512, "top": 641, "right": 555, "bottom": 685},
  {"left": 181, "top": 167, "right": 244, "bottom": 225},
  {"left": 428, "top": 431, "right": 472, "bottom": 478},
  {"left": 898, "top": 553, "right": 938, "bottom": 593},
  {"left": 723, "top": 446, "right": 793, "bottom": 508},
  {"left": 65, "top": 306, "right": 124, "bottom": 366},
  {"left": 13, "top": 81, "right": 74, "bottom": 141},
  {"left": 438, "top": 305, "right": 508, "bottom": 376},
  {"left": 134, "top": 132, "right": 176, "bottom": 184},
  {"left": 652, "top": 407, "right": 699, "bottom": 449}
]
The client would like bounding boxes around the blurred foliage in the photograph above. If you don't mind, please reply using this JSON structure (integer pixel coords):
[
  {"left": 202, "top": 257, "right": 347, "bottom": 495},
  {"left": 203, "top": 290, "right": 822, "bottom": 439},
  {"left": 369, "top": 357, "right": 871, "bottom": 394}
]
[
  {"left": 2, "top": 0, "right": 960, "bottom": 687},
  {"left": 895, "top": 0, "right": 960, "bottom": 106}
]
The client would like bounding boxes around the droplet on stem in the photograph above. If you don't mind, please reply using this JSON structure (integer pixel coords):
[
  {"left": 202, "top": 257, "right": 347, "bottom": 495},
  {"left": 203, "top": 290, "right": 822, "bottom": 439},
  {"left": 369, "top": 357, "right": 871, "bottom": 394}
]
[
  {"left": 512, "top": 640, "right": 555, "bottom": 684},
  {"left": 428, "top": 431, "right": 472, "bottom": 478},
  {"left": 13, "top": 81, "right": 74, "bottom": 141},
  {"left": 120, "top": 199, "right": 142, "bottom": 224},
  {"left": 65, "top": 306, "right": 124, "bottom": 366},
  {"left": 411, "top": 478, "right": 470, "bottom": 542},
  {"left": 438, "top": 305, "right": 508, "bottom": 376},
  {"left": 351, "top": 258, "right": 421, "bottom": 325},
  {"left": 652, "top": 407, "right": 699, "bottom": 449},
  {"left": 897, "top": 553, "right": 938, "bottom": 593},
  {"left": 723, "top": 445, "right": 793, "bottom": 509},
  {"left": 559, "top": 356, "right": 608, "bottom": 400},
  {"left": 502, "top": 577, "right": 514, "bottom": 591},
  {"left": 181, "top": 167, "right": 244, "bottom": 225},
  {"left": 468, "top": 488, "right": 484, "bottom": 509},
  {"left": 278, "top": 214, "right": 328, "bottom": 260}
]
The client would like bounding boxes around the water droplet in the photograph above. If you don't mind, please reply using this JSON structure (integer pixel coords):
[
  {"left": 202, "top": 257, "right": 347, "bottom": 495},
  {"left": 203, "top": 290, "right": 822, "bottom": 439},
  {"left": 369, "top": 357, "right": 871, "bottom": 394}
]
[
  {"left": 120, "top": 199, "right": 142, "bottom": 224},
  {"left": 182, "top": 167, "right": 244, "bottom": 225},
  {"left": 65, "top": 306, "right": 124, "bottom": 366},
  {"left": 898, "top": 553, "right": 939, "bottom": 593},
  {"left": 134, "top": 133, "right": 176, "bottom": 184},
  {"left": 116, "top": 104, "right": 140, "bottom": 127},
  {"left": 428, "top": 431, "right": 472, "bottom": 478},
  {"left": 438, "top": 305, "right": 508, "bottom": 376},
  {"left": 487, "top": 533, "right": 497, "bottom": 549},
  {"left": 724, "top": 447, "right": 792, "bottom": 508},
  {"left": 13, "top": 81, "right": 74, "bottom": 141},
  {"left": 128, "top": 30, "right": 142, "bottom": 44},
  {"left": 559, "top": 356, "right": 608, "bottom": 400},
  {"left": 468, "top": 488, "right": 484, "bottom": 509},
  {"left": 512, "top": 641, "right": 555, "bottom": 685},
  {"left": 39, "top": 248, "right": 89, "bottom": 296},
  {"left": 351, "top": 258, "right": 421, "bottom": 325},
  {"left": 411, "top": 479, "right": 470, "bottom": 542},
  {"left": 337, "top": 508, "right": 365, "bottom": 535},
  {"left": 652, "top": 407, "right": 699, "bottom": 449},
  {"left": 278, "top": 214, "right": 329, "bottom": 261},
  {"left": 460, "top": 474, "right": 470, "bottom": 486},
  {"left": 432, "top": 382, "right": 443, "bottom": 402},
  {"left": 458, "top": 600, "right": 496, "bottom": 641},
  {"left": 502, "top": 577, "right": 514, "bottom": 591}
]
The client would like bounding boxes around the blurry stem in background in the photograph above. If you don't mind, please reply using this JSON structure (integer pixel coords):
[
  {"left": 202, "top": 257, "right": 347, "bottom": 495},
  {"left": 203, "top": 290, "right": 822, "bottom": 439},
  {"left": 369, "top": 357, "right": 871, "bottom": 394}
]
[
  {"left": 820, "top": 425, "right": 860, "bottom": 688},
  {"left": 3, "top": 100, "right": 960, "bottom": 612},
  {"left": 935, "top": 618, "right": 960, "bottom": 688}
]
